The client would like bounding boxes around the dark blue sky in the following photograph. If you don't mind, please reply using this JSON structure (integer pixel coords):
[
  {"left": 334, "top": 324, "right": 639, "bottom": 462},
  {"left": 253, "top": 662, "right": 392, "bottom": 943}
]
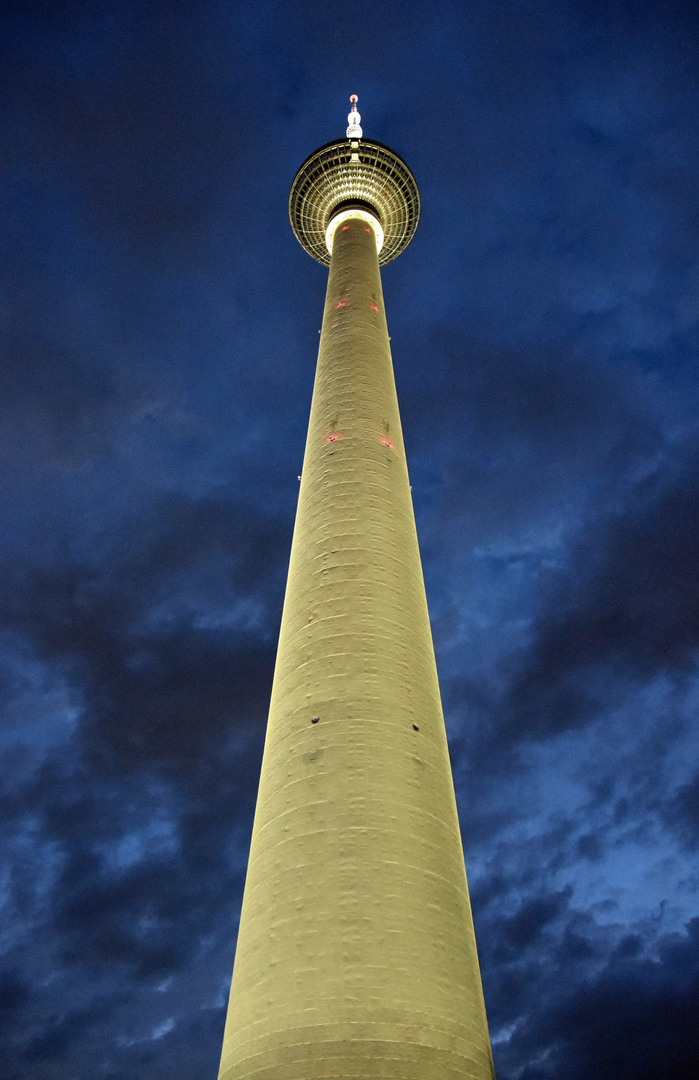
[{"left": 2, "top": 2, "right": 699, "bottom": 1077}]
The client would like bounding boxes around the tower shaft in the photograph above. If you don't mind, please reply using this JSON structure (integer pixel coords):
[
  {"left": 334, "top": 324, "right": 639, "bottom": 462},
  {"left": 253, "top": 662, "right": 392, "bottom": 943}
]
[{"left": 218, "top": 218, "right": 495, "bottom": 1080}]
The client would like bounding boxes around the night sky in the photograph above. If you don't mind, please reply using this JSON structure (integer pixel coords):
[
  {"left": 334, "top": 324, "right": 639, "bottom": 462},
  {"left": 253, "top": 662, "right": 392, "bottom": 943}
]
[{"left": 3, "top": 2, "right": 699, "bottom": 1078}]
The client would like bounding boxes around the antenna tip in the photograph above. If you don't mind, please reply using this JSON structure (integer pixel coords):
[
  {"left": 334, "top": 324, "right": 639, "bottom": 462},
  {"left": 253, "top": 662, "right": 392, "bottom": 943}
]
[{"left": 346, "top": 94, "right": 362, "bottom": 140}]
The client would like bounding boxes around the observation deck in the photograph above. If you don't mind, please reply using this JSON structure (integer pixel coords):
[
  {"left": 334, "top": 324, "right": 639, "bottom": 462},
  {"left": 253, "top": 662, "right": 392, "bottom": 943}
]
[{"left": 289, "top": 139, "right": 420, "bottom": 266}]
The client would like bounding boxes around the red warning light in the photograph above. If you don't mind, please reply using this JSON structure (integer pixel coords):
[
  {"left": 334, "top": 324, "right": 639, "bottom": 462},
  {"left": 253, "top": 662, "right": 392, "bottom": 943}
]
[
  {"left": 341, "top": 225, "right": 350, "bottom": 231},
  {"left": 381, "top": 438, "right": 395, "bottom": 450},
  {"left": 369, "top": 303, "right": 379, "bottom": 311},
  {"left": 335, "top": 301, "right": 347, "bottom": 308},
  {"left": 364, "top": 227, "right": 371, "bottom": 233},
  {"left": 325, "top": 434, "right": 340, "bottom": 443}
]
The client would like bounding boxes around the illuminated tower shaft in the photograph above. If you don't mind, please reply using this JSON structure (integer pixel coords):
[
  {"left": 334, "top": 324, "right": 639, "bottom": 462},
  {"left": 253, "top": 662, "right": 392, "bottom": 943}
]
[{"left": 218, "top": 110, "right": 495, "bottom": 1080}]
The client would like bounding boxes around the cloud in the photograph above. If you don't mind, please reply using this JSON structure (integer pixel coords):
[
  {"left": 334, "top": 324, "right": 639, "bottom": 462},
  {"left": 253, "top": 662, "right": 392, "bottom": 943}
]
[
  {"left": 665, "top": 768, "right": 699, "bottom": 851},
  {"left": 501, "top": 439, "right": 699, "bottom": 740},
  {"left": 493, "top": 889, "right": 574, "bottom": 964},
  {"left": 0, "top": 969, "right": 30, "bottom": 1023},
  {"left": 499, "top": 918, "right": 699, "bottom": 1080},
  {"left": 0, "top": 486, "right": 287, "bottom": 1072}
]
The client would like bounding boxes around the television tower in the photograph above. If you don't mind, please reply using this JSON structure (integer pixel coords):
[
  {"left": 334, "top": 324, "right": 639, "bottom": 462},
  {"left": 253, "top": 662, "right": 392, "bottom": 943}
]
[{"left": 218, "top": 97, "right": 495, "bottom": 1080}]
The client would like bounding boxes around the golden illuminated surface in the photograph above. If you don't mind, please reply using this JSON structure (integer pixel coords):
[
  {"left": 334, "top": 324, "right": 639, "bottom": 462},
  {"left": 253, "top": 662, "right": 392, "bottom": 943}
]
[
  {"left": 289, "top": 140, "right": 419, "bottom": 266},
  {"left": 218, "top": 218, "right": 495, "bottom": 1080}
]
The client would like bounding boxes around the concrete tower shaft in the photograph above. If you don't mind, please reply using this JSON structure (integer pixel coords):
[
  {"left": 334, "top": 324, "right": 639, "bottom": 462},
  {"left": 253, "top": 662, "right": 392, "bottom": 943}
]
[{"left": 217, "top": 200, "right": 495, "bottom": 1078}]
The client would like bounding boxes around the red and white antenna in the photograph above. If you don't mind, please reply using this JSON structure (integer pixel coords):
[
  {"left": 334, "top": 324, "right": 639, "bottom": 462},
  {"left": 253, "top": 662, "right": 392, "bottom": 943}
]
[{"left": 346, "top": 93, "right": 362, "bottom": 139}]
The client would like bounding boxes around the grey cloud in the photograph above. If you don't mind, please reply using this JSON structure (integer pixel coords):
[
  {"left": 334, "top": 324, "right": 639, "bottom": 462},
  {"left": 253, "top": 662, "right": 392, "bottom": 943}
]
[
  {"left": 0, "top": 490, "right": 283, "bottom": 1066},
  {"left": 501, "top": 440, "right": 699, "bottom": 740},
  {"left": 500, "top": 918, "right": 699, "bottom": 1080},
  {"left": 665, "top": 768, "right": 699, "bottom": 851},
  {"left": 494, "top": 889, "right": 573, "bottom": 964}
]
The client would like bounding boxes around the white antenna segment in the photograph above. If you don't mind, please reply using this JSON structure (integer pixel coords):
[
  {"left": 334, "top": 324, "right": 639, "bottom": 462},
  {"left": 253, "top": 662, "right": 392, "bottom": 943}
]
[{"left": 346, "top": 94, "right": 362, "bottom": 139}]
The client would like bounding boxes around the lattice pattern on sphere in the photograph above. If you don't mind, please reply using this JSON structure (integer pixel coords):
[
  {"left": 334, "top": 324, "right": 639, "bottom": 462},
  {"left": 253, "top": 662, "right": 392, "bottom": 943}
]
[{"left": 289, "top": 140, "right": 420, "bottom": 265}]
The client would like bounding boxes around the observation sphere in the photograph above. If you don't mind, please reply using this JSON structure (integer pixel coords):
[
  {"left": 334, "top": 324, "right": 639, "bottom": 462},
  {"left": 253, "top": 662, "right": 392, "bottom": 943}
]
[{"left": 289, "top": 139, "right": 420, "bottom": 266}]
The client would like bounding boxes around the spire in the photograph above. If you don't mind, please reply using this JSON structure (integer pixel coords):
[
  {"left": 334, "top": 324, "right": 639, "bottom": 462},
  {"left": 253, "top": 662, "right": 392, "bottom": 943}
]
[{"left": 346, "top": 93, "right": 362, "bottom": 139}]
